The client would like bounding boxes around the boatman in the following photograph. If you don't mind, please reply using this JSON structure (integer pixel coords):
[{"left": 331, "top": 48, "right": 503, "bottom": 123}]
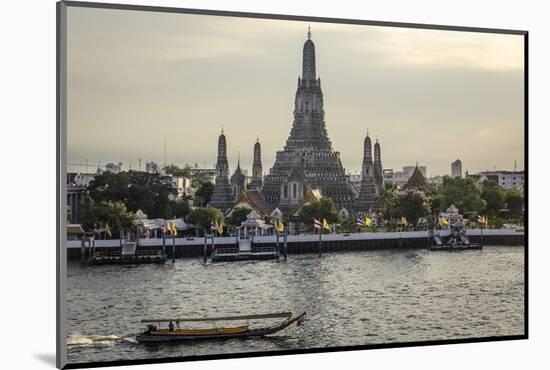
[{"left": 169, "top": 321, "right": 175, "bottom": 332}]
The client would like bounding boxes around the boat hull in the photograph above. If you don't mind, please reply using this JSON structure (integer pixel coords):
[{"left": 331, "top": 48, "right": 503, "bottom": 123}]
[{"left": 136, "top": 312, "right": 306, "bottom": 343}]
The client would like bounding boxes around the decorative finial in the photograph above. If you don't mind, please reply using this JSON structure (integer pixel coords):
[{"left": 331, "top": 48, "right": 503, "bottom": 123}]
[
  {"left": 238, "top": 151, "right": 240, "bottom": 167},
  {"left": 307, "top": 26, "right": 311, "bottom": 40},
  {"left": 366, "top": 128, "right": 369, "bottom": 137},
  {"left": 256, "top": 136, "right": 259, "bottom": 143},
  {"left": 221, "top": 126, "right": 224, "bottom": 135}
]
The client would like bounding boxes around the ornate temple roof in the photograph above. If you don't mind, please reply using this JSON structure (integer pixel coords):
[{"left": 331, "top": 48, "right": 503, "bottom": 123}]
[
  {"left": 403, "top": 164, "right": 429, "bottom": 190},
  {"left": 230, "top": 159, "right": 245, "bottom": 185},
  {"left": 230, "top": 189, "right": 272, "bottom": 216}
]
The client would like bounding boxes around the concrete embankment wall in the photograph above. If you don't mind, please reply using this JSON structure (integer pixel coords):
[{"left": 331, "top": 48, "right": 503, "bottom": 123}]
[{"left": 66, "top": 229, "right": 525, "bottom": 260}]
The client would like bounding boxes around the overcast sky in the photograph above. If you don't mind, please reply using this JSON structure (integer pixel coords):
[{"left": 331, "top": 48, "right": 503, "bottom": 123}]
[{"left": 67, "top": 7, "right": 524, "bottom": 177}]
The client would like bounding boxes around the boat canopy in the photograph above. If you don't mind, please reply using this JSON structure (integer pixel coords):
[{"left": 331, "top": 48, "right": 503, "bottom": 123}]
[{"left": 141, "top": 312, "right": 292, "bottom": 323}]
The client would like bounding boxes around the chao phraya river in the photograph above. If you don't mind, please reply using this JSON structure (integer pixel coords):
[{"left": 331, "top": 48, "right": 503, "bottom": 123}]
[{"left": 66, "top": 246, "right": 524, "bottom": 364}]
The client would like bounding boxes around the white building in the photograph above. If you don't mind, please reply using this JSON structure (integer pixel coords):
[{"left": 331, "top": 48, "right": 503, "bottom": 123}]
[{"left": 478, "top": 170, "right": 524, "bottom": 190}]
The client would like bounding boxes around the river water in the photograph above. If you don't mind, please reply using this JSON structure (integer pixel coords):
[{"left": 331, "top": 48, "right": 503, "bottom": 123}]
[{"left": 66, "top": 246, "right": 524, "bottom": 364}]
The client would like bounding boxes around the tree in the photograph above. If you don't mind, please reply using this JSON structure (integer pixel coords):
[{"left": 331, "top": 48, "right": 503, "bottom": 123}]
[
  {"left": 226, "top": 207, "right": 252, "bottom": 228},
  {"left": 187, "top": 207, "right": 223, "bottom": 233},
  {"left": 163, "top": 164, "right": 192, "bottom": 178},
  {"left": 79, "top": 192, "right": 138, "bottom": 237},
  {"left": 296, "top": 198, "right": 340, "bottom": 228},
  {"left": 87, "top": 170, "right": 175, "bottom": 218},
  {"left": 169, "top": 199, "right": 191, "bottom": 219},
  {"left": 194, "top": 181, "right": 214, "bottom": 207},
  {"left": 481, "top": 180, "right": 506, "bottom": 216},
  {"left": 378, "top": 184, "right": 399, "bottom": 220},
  {"left": 192, "top": 171, "right": 213, "bottom": 189},
  {"left": 505, "top": 188, "right": 524, "bottom": 219},
  {"left": 395, "top": 189, "right": 431, "bottom": 227},
  {"left": 439, "top": 176, "right": 485, "bottom": 213}
]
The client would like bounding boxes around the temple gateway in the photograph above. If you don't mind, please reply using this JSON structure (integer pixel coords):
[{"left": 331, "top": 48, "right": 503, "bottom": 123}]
[{"left": 209, "top": 29, "right": 382, "bottom": 216}]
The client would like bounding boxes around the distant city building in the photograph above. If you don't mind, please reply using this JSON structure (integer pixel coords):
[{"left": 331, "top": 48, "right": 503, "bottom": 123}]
[
  {"left": 145, "top": 161, "right": 159, "bottom": 173},
  {"left": 451, "top": 159, "right": 462, "bottom": 178},
  {"left": 428, "top": 175, "right": 444, "bottom": 186},
  {"left": 168, "top": 176, "right": 192, "bottom": 201},
  {"left": 468, "top": 170, "right": 524, "bottom": 190},
  {"left": 67, "top": 172, "right": 96, "bottom": 187},
  {"left": 66, "top": 173, "right": 86, "bottom": 224},
  {"left": 104, "top": 162, "right": 122, "bottom": 173}
]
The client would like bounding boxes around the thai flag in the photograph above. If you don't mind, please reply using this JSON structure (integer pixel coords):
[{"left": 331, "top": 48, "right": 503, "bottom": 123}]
[
  {"left": 313, "top": 219, "right": 322, "bottom": 229},
  {"left": 356, "top": 218, "right": 365, "bottom": 226}
]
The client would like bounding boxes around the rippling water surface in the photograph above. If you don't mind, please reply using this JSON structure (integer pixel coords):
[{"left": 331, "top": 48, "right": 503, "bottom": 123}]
[{"left": 66, "top": 246, "right": 524, "bottom": 364}]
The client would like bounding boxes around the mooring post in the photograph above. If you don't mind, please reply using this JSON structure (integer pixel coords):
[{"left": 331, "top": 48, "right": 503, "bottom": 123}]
[
  {"left": 276, "top": 232, "right": 280, "bottom": 261},
  {"left": 283, "top": 232, "right": 288, "bottom": 261},
  {"left": 81, "top": 237, "right": 86, "bottom": 267},
  {"left": 203, "top": 234, "right": 207, "bottom": 264},
  {"left": 91, "top": 236, "right": 95, "bottom": 261},
  {"left": 318, "top": 228, "right": 322, "bottom": 258},
  {"left": 162, "top": 231, "right": 166, "bottom": 260},
  {"left": 172, "top": 235, "right": 176, "bottom": 264}
]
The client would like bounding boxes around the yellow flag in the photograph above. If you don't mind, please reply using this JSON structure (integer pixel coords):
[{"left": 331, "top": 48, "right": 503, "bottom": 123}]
[
  {"left": 172, "top": 222, "right": 177, "bottom": 236},
  {"left": 364, "top": 217, "right": 372, "bottom": 226},
  {"left": 322, "top": 218, "right": 330, "bottom": 230},
  {"left": 401, "top": 216, "right": 408, "bottom": 226},
  {"left": 216, "top": 220, "right": 223, "bottom": 235},
  {"left": 105, "top": 223, "right": 112, "bottom": 237},
  {"left": 439, "top": 217, "right": 448, "bottom": 226},
  {"left": 275, "top": 219, "right": 284, "bottom": 233},
  {"left": 483, "top": 215, "right": 488, "bottom": 225}
]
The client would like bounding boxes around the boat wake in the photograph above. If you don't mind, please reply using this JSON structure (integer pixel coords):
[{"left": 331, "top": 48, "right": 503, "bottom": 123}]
[{"left": 67, "top": 334, "right": 138, "bottom": 348}]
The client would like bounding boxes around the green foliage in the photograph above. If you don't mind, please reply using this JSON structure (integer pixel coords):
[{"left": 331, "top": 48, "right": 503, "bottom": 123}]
[
  {"left": 395, "top": 189, "right": 431, "bottom": 226},
  {"left": 170, "top": 199, "right": 191, "bottom": 219},
  {"left": 87, "top": 170, "right": 175, "bottom": 219},
  {"left": 79, "top": 192, "right": 138, "bottom": 235},
  {"left": 194, "top": 181, "right": 214, "bottom": 207},
  {"left": 378, "top": 185, "right": 399, "bottom": 220},
  {"left": 296, "top": 198, "right": 340, "bottom": 228},
  {"left": 163, "top": 164, "right": 192, "bottom": 178},
  {"left": 505, "top": 188, "right": 524, "bottom": 219},
  {"left": 439, "top": 176, "right": 486, "bottom": 213},
  {"left": 226, "top": 207, "right": 252, "bottom": 227},
  {"left": 481, "top": 180, "right": 506, "bottom": 216},
  {"left": 192, "top": 171, "right": 213, "bottom": 189},
  {"left": 187, "top": 207, "right": 223, "bottom": 232}
]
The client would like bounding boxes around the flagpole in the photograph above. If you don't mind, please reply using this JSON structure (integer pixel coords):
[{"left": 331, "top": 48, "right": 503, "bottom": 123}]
[{"left": 318, "top": 227, "right": 322, "bottom": 258}]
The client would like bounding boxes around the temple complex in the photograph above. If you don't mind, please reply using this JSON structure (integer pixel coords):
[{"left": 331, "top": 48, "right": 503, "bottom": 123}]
[
  {"left": 208, "top": 29, "right": 385, "bottom": 217},
  {"left": 261, "top": 28, "right": 355, "bottom": 212}
]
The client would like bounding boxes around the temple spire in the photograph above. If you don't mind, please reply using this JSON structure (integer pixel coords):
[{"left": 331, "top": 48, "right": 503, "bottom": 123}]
[{"left": 302, "top": 27, "right": 316, "bottom": 80}]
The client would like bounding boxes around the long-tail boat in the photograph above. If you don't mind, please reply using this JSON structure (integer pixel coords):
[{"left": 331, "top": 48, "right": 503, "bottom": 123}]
[{"left": 136, "top": 311, "right": 306, "bottom": 343}]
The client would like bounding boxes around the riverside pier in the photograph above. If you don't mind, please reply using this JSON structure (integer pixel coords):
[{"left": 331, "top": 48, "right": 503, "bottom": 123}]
[{"left": 67, "top": 228, "right": 524, "bottom": 262}]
